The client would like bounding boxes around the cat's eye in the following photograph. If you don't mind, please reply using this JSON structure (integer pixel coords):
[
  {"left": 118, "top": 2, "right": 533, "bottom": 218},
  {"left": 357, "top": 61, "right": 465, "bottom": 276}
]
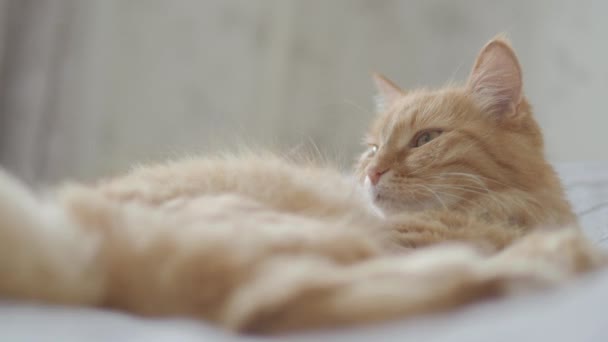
[
  {"left": 369, "top": 144, "right": 378, "bottom": 154},
  {"left": 412, "top": 130, "right": 442, "bottom": 148}
]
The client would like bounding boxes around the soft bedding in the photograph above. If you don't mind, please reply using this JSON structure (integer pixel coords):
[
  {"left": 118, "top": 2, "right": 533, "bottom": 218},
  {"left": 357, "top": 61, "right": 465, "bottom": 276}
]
[{"left": 1, "top": 162, "right": 607, "bottom": 342}]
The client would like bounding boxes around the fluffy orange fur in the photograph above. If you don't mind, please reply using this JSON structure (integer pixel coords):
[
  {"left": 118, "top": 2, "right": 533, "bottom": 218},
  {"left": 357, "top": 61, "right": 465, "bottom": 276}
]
[{"left": 0, "top": 36, "right": 604, "bottom": 334}]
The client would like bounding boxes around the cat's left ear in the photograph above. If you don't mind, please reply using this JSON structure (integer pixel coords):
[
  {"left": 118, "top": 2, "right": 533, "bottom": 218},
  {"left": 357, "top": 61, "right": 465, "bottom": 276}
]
[
  {"left": 372, "top": 72, "right": 405, "bottom": 113},
  {"left": 467, "top": 36, "right": 523, "bottom": 117}
]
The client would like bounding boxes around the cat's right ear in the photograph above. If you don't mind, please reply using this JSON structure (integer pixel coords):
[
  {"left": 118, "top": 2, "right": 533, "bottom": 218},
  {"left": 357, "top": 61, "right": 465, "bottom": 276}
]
[{"left": 372, "top": 72, "right": 404, "bottom": 113}]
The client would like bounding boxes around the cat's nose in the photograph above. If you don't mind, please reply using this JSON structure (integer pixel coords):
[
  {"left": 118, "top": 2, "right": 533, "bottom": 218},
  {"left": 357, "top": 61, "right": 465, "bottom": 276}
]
[{"left": 367, "top": 167, "right": 389, "bottom": 186}]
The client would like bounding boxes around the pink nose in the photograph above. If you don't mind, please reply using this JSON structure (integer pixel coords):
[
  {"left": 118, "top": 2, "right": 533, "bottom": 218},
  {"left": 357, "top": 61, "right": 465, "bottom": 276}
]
[{"left": 367, "top": 167, "right": 389, "bottom": 185}]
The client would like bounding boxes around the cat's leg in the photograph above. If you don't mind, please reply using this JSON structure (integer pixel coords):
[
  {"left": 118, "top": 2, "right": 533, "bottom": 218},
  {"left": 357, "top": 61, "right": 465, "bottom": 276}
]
[
  {"left": 487, "top": 227, "right": 607, "bottom": 285},
  {"left": 222, "top": 228, "right": 606, "bottom": 334},
  {"left": 222, "top": 244, "right": 498, "bottom": 334},
  {"left": 0, "top": 169, "right": 106, "bottom": 305},
  {"left": 388, "top": 212, "right": 524, "bottom": 253}
]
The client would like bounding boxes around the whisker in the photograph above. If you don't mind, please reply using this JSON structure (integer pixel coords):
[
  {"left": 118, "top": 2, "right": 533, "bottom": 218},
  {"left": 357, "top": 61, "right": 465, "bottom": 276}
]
[
  {"left": 426, "top": 180, "right": 491, "bottom": 193},
  {"left": 417, "top": 184, "right": 448, "bottom": 210},
  {"left": 444, "top": 172, "right": 512, "bottom": 188},
  {"left": 430, "top": 190, "right": 485, "bottom": 210},
  {"left": 341, "top": 99, "right": 375, "bottom": 118},
  {"left": 427, "top": 180, "right": 543, "bottom": 224}
]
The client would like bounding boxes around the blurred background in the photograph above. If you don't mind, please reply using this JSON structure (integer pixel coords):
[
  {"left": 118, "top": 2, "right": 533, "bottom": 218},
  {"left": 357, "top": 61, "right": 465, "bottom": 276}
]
[{"left": 0, "top": 0, "right": 606, "bottom": 185}]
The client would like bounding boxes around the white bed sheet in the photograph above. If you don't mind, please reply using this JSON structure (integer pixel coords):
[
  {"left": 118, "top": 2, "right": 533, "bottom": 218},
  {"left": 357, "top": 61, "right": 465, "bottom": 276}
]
[{"left": 1, "top": 162, "right": 607, "bottom": 342}]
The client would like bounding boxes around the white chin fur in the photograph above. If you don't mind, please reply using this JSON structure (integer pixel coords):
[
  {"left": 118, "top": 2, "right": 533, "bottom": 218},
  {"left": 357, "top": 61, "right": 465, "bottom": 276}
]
[
  {"left": 363, "top": 175, "right": 372, "bottom": 193},
  {"left": 363, "top": 176, "right": 386, "bottom": 218}
]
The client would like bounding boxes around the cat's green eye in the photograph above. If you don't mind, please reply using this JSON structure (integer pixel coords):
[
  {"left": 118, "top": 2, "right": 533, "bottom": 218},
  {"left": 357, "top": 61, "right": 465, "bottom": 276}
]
[{"left": 413, "top": 130, "right": 442, "bottom": 148}]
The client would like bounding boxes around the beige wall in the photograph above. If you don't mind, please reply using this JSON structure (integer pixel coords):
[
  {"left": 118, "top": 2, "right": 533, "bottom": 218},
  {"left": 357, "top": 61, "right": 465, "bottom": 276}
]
[{"left": 0, "top": 0, "right": 606, "bottom": 184}]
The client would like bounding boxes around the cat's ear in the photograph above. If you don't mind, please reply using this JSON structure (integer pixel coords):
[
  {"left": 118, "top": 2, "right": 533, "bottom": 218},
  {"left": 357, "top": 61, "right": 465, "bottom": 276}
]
[
  {"left": 372, "top": 72, "right": 405, "bottom": 113},
  {"left": 467, "top": 36, "right": 523, "bottom": 117}
]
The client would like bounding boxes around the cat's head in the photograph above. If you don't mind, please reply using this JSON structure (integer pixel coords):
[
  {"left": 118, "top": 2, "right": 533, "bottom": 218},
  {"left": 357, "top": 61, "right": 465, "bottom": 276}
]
[{"left": 355, "top": 36, "right": 568, "bottom": 219}]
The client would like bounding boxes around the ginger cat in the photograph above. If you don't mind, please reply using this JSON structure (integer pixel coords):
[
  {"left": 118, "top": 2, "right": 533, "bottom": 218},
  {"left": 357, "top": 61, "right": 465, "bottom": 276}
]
[{"left": 0, "top": 36, "right": 604, "bottom": 334}]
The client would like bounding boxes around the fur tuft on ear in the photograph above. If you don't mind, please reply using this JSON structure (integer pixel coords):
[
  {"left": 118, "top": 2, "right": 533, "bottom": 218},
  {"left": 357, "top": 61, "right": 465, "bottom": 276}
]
[
  {"left": 372, "top": 72, "right": 405, "bottom": 113},
  {"left": 467, "top": 35, "right": 523, "bottom": 117}
]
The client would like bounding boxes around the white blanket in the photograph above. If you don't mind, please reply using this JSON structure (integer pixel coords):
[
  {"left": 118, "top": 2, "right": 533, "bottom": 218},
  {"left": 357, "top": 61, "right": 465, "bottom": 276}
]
[{"left": 1, "top": 163, "right": 607, "bottom": 341}]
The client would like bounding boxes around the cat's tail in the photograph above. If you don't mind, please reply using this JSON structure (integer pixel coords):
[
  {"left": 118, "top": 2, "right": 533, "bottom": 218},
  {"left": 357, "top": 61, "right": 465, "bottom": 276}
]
[{"left": 0, "top": 168, "right": 105, "bottom": 305}]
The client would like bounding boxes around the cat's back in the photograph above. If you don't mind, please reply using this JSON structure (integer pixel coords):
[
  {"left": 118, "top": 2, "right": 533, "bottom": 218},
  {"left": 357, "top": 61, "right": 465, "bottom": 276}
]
[{"left": 81, "top": 153, "right": 380, "bottom": 224}]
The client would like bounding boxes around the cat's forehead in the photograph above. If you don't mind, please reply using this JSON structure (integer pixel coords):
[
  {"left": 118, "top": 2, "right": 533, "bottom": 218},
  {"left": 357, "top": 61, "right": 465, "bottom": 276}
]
[{"left": 376, "top": 89, "right": 471, "bottom": 141}]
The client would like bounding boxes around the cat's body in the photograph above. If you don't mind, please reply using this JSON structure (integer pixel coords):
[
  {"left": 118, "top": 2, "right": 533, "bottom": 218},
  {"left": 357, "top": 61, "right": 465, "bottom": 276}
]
[{"left": 0, "top": 36, "right": 604, "bottom": 334}]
